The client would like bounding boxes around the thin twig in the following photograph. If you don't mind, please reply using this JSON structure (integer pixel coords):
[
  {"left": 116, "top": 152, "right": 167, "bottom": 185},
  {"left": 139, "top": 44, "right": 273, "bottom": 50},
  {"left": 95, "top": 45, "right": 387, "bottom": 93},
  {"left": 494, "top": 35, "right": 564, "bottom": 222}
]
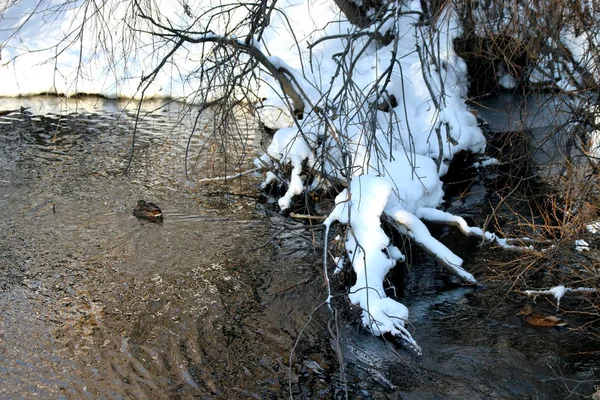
[
  {"left": 268, "top": 277, "right": 315, "bottom": 296},
  {"left": 289, "top": 212, "right": 327, "bottom": 220},
  {"left": 196, "top": 167, "right": 261, "bottom": 184}
]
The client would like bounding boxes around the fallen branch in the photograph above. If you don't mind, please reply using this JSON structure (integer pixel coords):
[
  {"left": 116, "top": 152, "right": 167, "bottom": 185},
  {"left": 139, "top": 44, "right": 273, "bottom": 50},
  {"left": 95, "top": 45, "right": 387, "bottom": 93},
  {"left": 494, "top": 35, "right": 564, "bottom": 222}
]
[
  {"left": 517, "top": 285, "right": 599, "bottom": 308},
  {"left": 0, "top": 107, "right": 30, "bottom": 116},
  {"left": 251, "top": 223, "right": 324, "bottom": 251},
  {"left": 289, "top": 212, "right": 327, "bottom": 220}
]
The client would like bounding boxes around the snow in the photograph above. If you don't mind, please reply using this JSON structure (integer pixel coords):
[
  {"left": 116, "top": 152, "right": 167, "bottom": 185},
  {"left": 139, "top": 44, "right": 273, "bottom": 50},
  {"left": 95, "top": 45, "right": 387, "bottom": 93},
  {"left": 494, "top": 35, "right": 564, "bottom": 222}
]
[
  {"left": 325, "top": 176, "right": 396, "bottom": 307},
  {"left": 473, "top": 158, "right": 500, "bottom": 168},
  {"left": 333, "top": 256, "right": 345, "bottom": 274},
  {"left": 325, "top": 176, "right": 422, "bottom": 347},
  {"left": 588, "top": 221, "right": 600, "bottom": 234},
  {"left": 550, "top": 285, "right": 567, "bottom": 303},
  {"left": 390, "top": 207, "right": 474, "bottom": 282},
  {"left": 263, "top": 126, "right": 315, "bottom": 210},
  {"left": 0, "top": 0, "right": 188, "bottom": 97},
  {"left": 575, "top": 239, "right": 590, "bottom": 252},
  {"left": 561, "top": 30, "right": 600, "bottom": 84},
  {"left": 498, "top": 73, "right": 519, "bottom": 89},
  {"left": 524, "top": 285, "right": 598, "bottom": 309}
]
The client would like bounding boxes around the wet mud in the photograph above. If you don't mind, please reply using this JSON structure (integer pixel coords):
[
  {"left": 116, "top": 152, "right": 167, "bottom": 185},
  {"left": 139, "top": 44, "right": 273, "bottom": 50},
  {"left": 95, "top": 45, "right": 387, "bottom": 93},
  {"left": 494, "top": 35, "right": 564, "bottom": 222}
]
[{"left": 0, "top": 97, "right": 599, "bottom": 399}]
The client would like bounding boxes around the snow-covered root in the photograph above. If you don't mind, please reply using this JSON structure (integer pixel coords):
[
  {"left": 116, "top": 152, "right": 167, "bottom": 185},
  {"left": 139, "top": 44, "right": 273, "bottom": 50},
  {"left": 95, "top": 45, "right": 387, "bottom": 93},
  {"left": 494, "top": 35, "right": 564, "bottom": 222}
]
[
  {"left": 257, "top": 127, "right": 315, "bottom": 210},
  {"left": 325, "top": 177, "right": 422, "bottom": 352},
  {"left": 520, "top": 285, "right": 598, "bottom": 309},
  {"left": 361, "top": 297, "right": 422, "bottom": 354},
  {"left": 384, "top": 208, "right": 476, "bottom": 283},
  {"left": 415, "top": 207, "right": 536, "bottom": 251}
]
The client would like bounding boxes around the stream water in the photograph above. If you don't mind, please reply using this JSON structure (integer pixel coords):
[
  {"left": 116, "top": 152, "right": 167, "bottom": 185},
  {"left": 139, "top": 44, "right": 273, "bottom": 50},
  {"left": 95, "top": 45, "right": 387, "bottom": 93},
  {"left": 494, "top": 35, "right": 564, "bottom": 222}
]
[{"left": 0, "top": 96, "right": 598, "bottom": 399}]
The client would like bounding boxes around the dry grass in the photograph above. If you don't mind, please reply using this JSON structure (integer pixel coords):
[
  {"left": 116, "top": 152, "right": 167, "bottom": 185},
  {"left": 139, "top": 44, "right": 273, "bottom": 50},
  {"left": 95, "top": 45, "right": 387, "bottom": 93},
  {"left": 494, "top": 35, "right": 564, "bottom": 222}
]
[{"left": 481, "top": 166, "right": 600, "bottom": 334}]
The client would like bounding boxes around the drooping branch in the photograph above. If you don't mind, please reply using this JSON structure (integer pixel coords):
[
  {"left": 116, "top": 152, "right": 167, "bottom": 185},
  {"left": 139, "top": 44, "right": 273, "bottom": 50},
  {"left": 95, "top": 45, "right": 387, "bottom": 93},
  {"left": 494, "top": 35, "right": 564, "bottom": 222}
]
[
  {"left": 195, "top": 35, "right": 305, "bottom": 118},
  {"left": 134, "top": 9, "right": 306, "bottom": 118}
]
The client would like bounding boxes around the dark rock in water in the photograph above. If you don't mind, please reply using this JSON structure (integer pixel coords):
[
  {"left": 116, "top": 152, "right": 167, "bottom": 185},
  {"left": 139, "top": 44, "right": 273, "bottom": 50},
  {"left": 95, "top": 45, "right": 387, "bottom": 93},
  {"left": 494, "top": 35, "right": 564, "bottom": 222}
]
[{"left": 133, "top": 200, "right": 163, "bottom": 222}]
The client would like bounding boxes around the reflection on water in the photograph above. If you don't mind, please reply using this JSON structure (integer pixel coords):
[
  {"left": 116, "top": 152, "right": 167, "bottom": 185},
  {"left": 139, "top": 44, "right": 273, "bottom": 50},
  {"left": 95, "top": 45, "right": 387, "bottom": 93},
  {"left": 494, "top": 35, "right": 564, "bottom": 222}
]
[
  {"left": 0, "top": 96, "right": 293, "bottom": 398},
  {"left": 0, "top": 96, "right": 257, "bottom": 186},
  {"left": 0, "top": 96, "right": 599, "bottom": 398}
]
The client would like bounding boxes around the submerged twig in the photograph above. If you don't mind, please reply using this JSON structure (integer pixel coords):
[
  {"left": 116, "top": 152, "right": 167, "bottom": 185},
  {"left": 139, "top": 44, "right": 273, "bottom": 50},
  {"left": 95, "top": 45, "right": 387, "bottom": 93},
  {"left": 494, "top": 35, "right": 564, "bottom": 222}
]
[
  {"left": 289, "top": 212, "right": 327, "bottom": 220},
  {"left": 268, "top": 277, "right": 315, "bottom": 296},
  {"left": 196, "top": 167, "right": 261, "bottom": 184}
]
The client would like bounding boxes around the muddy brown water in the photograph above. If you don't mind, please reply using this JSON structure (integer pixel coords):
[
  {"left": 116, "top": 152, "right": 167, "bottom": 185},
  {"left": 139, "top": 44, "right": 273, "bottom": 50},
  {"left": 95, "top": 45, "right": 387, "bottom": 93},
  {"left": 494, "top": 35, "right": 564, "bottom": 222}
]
[{"left": 0, "top": 96, "right": 599, "bottom": 399}]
